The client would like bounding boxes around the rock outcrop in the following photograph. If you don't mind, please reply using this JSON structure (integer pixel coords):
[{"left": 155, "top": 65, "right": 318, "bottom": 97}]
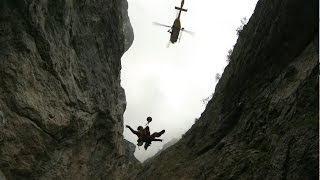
[
  {"left": 0, "top": 0, "right": 137, "bottom": 179},
  {"left": 132, "top": 0, "right": 319, "bottom": 179}
]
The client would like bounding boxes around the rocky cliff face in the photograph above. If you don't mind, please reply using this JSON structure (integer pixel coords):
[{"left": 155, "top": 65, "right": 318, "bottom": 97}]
[
  {"left": 132, "top": 0, "right": 318, "bottom": 179},
  {"left": 0, "top": 0, "right": 138, "bottom": 179}
]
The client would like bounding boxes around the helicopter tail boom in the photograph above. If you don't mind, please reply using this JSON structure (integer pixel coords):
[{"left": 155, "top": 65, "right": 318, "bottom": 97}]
[{"left": 175, "top": 6, "right": 187, "bottom": 12}]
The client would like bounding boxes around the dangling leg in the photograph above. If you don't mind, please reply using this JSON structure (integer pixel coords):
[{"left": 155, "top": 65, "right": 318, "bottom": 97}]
[
  {"left": 150, "top": 130, "right": 165, "bottom": 139},
  {"left": 144, "top": 140, "right": 152, "bottom": 150}
]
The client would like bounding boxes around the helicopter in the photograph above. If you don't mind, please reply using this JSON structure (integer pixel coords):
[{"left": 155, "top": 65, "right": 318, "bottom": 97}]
[{"left": 153, "top": 0, "right": 194, "bottom": 44}]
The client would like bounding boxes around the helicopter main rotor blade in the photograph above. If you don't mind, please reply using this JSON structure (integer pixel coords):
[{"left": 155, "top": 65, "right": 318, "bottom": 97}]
[
  {"left": 152, "top": 22, "right": 171, "bottom": 28},
  {"left": 166, "top": 41, "right": 171, "bottom": 48},
  {"left": 181, "top": 28, "right": 195, "bottom": 36},
  {"left": 178, "top": 32, "right": 182, "bottom": 42}
]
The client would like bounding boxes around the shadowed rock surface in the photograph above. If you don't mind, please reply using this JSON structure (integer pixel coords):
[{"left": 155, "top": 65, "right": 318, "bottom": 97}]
[
  {"left": 0, "top": 0, "right": 138, "bottom": 179},
  {"left": 0, "top": 0, "right": 318, "bottom": 179},
  {"left": 131, "top": 0, "right": 319, "bottom": 179}
]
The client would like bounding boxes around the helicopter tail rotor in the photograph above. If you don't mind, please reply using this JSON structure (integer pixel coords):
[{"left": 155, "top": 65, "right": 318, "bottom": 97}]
[
  {"left": 175, "top": 0, "right": 187, "bottom": 11},
  {"left": 175, "top": 7, "right": 187, "bottom": 12}
]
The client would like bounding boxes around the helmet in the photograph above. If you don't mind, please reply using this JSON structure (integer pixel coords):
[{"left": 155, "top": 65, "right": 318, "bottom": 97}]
[
  {"left": 137, "top": 141, "right": 143, "bottom": 146},
  {"left": 147, "top": 116, "right": 152, "bottom": 122}
]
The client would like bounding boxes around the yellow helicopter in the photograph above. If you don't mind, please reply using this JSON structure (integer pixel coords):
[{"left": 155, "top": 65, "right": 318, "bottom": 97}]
[{"left": 153, "top": 0, "right": 194, "bottom": 44}]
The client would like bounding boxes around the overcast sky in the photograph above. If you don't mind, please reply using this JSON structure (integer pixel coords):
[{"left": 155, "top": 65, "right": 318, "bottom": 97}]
[{"left": 121, "top": 0, "right": 258, "bottom": 162}]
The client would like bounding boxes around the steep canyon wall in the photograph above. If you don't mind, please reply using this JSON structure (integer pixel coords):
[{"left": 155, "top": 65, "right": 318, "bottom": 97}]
[
  {"left": 132, "top": 0, "right": 319, "bottom": 179},
  {"left": 0, "top": 0, "right": 137, "bottom": 179}
]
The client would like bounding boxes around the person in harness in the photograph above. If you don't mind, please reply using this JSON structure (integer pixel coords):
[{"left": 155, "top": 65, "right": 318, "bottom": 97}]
[{"left": 126, "top": 117, "right": 165, "bottom": 150}]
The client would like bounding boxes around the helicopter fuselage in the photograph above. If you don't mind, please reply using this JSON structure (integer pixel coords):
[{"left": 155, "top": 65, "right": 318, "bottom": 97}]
[{"left": 170, "top": 18, "right": 181, "bottom": 43}]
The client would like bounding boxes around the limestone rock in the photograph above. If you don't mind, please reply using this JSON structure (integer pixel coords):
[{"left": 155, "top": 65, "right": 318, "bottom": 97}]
[{"left": 0, "top": 0, "right": 136, "bottom": 179}]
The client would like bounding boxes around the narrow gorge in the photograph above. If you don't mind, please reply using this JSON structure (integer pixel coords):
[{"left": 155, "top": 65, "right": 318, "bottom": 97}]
[{"left": 0, "top": 0, "right": 318, "bottom": 179}]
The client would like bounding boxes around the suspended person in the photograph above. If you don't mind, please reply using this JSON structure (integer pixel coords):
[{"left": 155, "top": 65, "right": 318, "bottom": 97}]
[{"left": 126, "top": 117, "right": 165, "bottom": 150}]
